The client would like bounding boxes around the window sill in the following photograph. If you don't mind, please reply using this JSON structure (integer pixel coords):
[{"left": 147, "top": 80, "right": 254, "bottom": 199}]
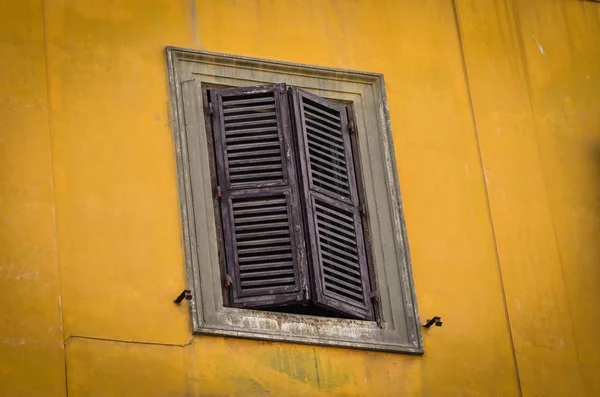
[{"left": 197, "top": 307, "right": 423, "bottom": 354}]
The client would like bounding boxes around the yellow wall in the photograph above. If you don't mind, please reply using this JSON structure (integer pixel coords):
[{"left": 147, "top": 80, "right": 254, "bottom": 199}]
[{"left": 1, "top": 0, "right": 599, "bottom": 396}]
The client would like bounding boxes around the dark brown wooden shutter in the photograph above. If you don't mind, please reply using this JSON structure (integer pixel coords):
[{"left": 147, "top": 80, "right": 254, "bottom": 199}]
[
  {"left": 210, "top": 84, "right": 309, "bottom": 308},
  {"left": 290, "top": 88, "right": 374, "bottom": 320}
]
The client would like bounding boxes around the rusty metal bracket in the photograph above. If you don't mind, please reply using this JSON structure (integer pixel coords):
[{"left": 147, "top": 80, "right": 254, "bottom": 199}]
[
  {"left": 369, "top": 291, "right": 379, "bottom": 303},
  {"left": 224, "top": 274, "right": 233, "bottom": 288},
  {"left": 174, "top": 289, "right": 192, "bottom": 304},
  {"left": 423, "top": 316, "right": 442, "bottom": 328}
]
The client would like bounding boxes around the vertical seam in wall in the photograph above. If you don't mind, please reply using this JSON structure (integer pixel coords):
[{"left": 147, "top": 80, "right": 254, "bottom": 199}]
[
  {"left": 40, "top": 0, "right": 69, "bottom": 395},
  {"left": 510, "top": 0, "right": 586, "bottom": 392},
  {"left": 450, "top": 1, "right": 523, "bottom": 396},
  {"left": 190, "top": 0, "right": 199, "bottom": 47},
  {"left": 183, "top": 343, "right": 191, "bottom": 397},
  {"left": 312, "top": 347, "right": 321, "bottom": 390}
]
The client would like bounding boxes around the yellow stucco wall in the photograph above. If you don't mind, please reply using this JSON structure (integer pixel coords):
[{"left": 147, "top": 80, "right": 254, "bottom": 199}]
[{"left": 1, "top": 0, "right": 599, "bottom": 396}]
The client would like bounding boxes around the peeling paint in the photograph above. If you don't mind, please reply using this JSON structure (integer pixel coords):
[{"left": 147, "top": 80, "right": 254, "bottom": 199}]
[
  {"left": 3, "top": 338, "right": 27, "bottom": 347},
  {"left": 533, "top": 35, "right": 546, "bottom": 57},
  {"left": 0, "top": 264, "right": 39, "bottom": 281}
]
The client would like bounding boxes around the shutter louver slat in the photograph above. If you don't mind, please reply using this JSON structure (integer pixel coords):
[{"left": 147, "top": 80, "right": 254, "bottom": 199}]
[
  {"left": 224, "top": 111, "right": 277, "bottom": 122},
  {"left": 212, "top": 85, "right": 309, "bottom": 308},
  {"left": 304, "top": 97, "right": 353, "bottom": 201},
  {"left": 291, "top": 88, "right": 374, "bottom": 320},
  {"left": 220, "top": 90, "right": 284, "bottom": 188},
  {"left": 223, "top": 104, "right": 275, "bottom": 114}
]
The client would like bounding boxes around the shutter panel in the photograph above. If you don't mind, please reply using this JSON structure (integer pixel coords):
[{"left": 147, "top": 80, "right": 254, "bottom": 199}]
[
  {"left": 291, "top": 88, "right": 374, "bottom": 320},
  {"left": 211, "top": 84, "right": 309, "bottom": 308}
]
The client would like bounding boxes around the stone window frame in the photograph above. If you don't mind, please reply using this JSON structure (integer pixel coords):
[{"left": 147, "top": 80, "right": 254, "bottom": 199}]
[{"left": 166, "top": 47, "right": 422, "bottom": 353}]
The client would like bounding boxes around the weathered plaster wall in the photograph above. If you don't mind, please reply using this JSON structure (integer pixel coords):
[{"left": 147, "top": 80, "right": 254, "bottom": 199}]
[
  {"left": 1, "top": 0, "right": 599, "bottom": 396},
  {"left": 0, "top": 1, "right": 65, "bottom": 395},
  {"left": 455, "top": 1, "right": 600, "bottom": 395}
]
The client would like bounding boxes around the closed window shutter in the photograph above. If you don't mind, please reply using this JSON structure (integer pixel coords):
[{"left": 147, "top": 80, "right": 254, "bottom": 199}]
[
  {"left": 290, "top": 88, "right": 374, "bottom": 320},
  {"left": 210, "top": 84, "right": 309, "bottom": 308}
]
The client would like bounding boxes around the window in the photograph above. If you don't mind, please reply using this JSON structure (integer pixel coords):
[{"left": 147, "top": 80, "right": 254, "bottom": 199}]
[
  {"left": 207, "top": 84, "right": 375, "bottom": 321},
  {"left": 167, "top": 48, "right": 422, "bottom": 353}
]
